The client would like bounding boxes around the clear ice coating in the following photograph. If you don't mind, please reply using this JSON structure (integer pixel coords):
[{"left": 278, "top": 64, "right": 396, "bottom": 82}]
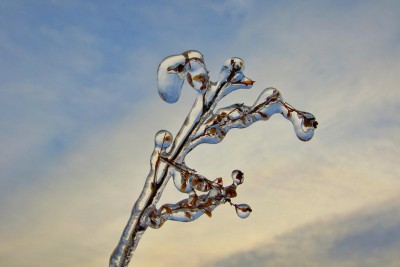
[
  {"left": 154, "top": 130, "right": 173, "bottom": 149},
  {"left": 231, "top": 170, "right": 244, "bottom": 185},
  {"left": 157, "top": 50, "right": 207, "bottom": 103},
  {"left": 157, "top": 54, "right": 186, "bottom": 103},
  {"left": 110, "top": 50, "right": 318, "bottom": 267}
]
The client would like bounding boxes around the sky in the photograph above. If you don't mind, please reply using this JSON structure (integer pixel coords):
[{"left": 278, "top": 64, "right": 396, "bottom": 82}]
[{"left": 0, "top": 0, "right": 399, "bottom": 266}]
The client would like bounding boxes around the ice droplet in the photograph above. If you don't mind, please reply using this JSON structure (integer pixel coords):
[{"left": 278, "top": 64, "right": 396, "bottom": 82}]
[
  {"left": 157, "top": 50, "right": 207, "bottom": 103},
  {"left": 290, "top": 112, "right": 316, "bottom": 142},
  {"left": 157, "top": 55, "right": 186, "bottom": 103},
  {"left": 252, "top": 88, "right": 281, "bottom": 107},
  {"left": 231, "top": 170, "right": 244, "bottom": 185},
  {"left": 235, "top": 204, "right": 252, "bottom": 219},
  {"left": 154, "top": 130, "right": 173, "bottom": 149}
]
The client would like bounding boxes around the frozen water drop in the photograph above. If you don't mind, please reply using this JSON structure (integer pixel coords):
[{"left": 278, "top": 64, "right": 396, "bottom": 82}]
[
  {"left": 235, "top": 204, "right": 252, "bottom": 219},
  {"left": 231, "top": 170, "right": 244, "bottom": 185},
  {"left": 252, "top": 88, "right": 281, "bottom": 107},
  {"left": 290, "top": 113, "right": 316, "bottom": 142},
  {"left": 154, "top": 130, "right": 173, "bottom": 149},
  {"left": 218, "top": 57, "right": 245, "bottom": 83},
  {"left": 157, "top": 55, "right": 186, "bottom": 103}
]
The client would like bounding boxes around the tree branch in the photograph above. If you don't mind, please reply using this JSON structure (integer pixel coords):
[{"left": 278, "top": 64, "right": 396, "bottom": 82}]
[{"left": 110, "top": 51, "right": 317, "bottom": 267}]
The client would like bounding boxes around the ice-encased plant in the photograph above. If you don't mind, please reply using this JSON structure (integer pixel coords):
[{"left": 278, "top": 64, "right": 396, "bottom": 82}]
[{"left": 110, "top": 50, "right": 318, "bottom": 266}]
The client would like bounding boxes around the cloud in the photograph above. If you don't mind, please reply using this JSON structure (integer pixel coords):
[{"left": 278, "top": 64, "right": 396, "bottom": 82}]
[
  {"left": 1, "top": 1, "right": 400, "bottom": 267},
  {"left": 204, "top": 199, "right": 400, "bottom": 267}
]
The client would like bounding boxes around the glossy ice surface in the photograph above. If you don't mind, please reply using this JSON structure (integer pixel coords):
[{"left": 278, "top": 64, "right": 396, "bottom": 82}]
[
  {"left": 235, "top": 204, "right": 253, "bottom": 219},
  {"left": 110, "top": 50, "right": 318, "bottom": 267}
]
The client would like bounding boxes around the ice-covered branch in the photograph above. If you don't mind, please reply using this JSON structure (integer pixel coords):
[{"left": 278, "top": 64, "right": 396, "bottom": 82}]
[
  {"left": 146, "top": 168, "right": 250, "bottom": 229},
  {"left": 185, "top": 87, "right": 318, "bottom": 155},
  {"left": 110, "top": 50, "right": 317, "bottom": 267}
]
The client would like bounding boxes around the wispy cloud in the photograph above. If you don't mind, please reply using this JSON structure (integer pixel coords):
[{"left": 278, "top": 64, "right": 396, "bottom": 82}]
[
  {"left": 0, "top": 1, "right": 399, "bottom": 266},
  {"left": 204, "top": 199, "right": 400, "bottom": 267}
]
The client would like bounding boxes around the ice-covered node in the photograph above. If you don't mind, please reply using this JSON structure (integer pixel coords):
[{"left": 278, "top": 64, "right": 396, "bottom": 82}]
[
  {"left": 154, "top": 130, "right": 173, "bottom": 149},
  {"left": 252, "top": 88, "right": 282, "bottom": 107},
  {"left": 186, "top": 60, "right": 209, "bottom": 93},
  {"left": 235, "top": 204, "right": 252, "bottom": 219},
  {"left": 218, "top": 57, "right": 245, "bottom": 83},
  {"left": 225, "top": 57, "right": 245, "bottom": 72},
  {"left": 213, "top": 57, "right": 254, "bottom": 101},
  {"left": 231, "top": 170, "right": 244, "bottom": 185},
  {"left": 225, "top": 185, "right": 237, "bottom": 198}
]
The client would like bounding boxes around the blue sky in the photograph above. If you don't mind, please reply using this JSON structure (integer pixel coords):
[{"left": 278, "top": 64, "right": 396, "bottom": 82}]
[{"left": 1, "top": 1, "right": 400, "bottom": 266}]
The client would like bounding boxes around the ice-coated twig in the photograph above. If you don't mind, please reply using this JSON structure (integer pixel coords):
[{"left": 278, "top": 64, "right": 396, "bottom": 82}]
[{"left": 110, "top": 50, "right": 318, "bottom": 267}]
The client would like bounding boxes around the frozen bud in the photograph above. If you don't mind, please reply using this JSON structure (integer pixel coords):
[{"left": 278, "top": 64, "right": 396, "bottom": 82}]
[
  {"left": 302, "top": 113, "right": 318, "bottom": 129},
  {"left": 225, "top": 185, "right": 237, "bottom": 198},
  {"left": 213, "top": 177, "right": 224, "bottom": 186},
  {"left": 252, "top": 88, "right": 282, "bottom": 107},
  {"left": 154, "top": 130, "right": 173, "bottom": 149},
  {"left": 235, "top": 204, "right": 252, "bottom": 219},
  {"left": 186, "top": 61, "right": 209, "bottom": 93},
  {"left": 184, "top": 212, "right": 192, "bottom": 219},
  {"left": 162, "top": 205, "right": 173, "bottom": 215},
  {"left": 290, "top": 112, "right": 317, "bottom": 142},
  {"left": 146, "top": 207, "right": 165, "bottom": 229},
  {"left": 218, "top": 57, "right": 245, "bottom": 83},
  {"left": 158, "top": 50, "right": 208, "bottom": 102},
  {"left": 157, "top": 54, "right": 186, "bottom": 103},
  {"left": 224, "top": 57, "right": 245, "bottom": 72},
  {"left": 188, "top": 191, "right": 198, "bottom": 207},
  {"left": 231, "top": 170, "right": 244, "bottom": 185},
  {"left": 190, "top": 73, "right": 209, "bottom": 92}
]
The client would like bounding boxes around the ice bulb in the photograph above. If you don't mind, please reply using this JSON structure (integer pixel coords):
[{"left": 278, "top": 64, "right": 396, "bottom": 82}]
[{"left": 235, "top": 204, "right": 252, "bottom": 219}]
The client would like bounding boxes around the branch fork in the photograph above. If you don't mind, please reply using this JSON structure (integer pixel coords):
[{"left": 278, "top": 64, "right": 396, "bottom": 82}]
[{"left": 110, "top": 50, "right": 318, "bottom": 267}]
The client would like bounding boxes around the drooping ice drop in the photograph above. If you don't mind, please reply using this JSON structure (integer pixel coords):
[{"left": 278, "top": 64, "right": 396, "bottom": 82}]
[
  {"left": 157, "top": 50, "right": 207, "bottom": 103},
  {"left": 231, "top": 170, "right": 244, "bottom": 186},
  {"left": 154, "top": 130, "right": 173, "bottom": 149},
  {"left": 235, "top": 204, "right": 252, "bottom": 219},
  {"left": 157, "top": 54, "right": 186, "bottom": 103}
]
